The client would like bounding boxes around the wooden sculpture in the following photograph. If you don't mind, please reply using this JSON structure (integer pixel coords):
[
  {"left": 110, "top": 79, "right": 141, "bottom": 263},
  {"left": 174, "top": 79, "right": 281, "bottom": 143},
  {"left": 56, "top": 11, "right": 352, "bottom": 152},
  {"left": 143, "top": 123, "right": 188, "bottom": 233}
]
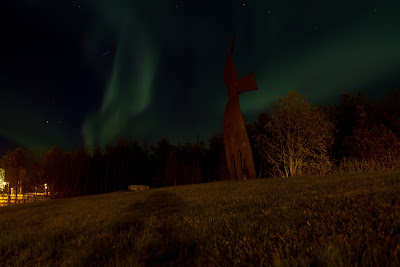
[{"left": 223, "top": 35, "right": 257, "bottom": 180}]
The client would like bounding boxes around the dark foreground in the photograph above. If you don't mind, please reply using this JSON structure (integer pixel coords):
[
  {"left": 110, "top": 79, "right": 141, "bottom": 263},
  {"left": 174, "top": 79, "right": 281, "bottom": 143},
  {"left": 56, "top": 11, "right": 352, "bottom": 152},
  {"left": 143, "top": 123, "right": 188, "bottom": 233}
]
[{"left": 0, "top": 172, "right": 399, "bottom": 266}]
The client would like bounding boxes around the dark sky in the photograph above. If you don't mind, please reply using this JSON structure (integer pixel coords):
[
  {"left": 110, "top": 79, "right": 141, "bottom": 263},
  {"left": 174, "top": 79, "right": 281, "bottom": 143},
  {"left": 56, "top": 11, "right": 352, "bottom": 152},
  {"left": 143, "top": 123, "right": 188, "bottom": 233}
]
[{"left": 1, "top": 0, "right": 400, "bottom": 154}]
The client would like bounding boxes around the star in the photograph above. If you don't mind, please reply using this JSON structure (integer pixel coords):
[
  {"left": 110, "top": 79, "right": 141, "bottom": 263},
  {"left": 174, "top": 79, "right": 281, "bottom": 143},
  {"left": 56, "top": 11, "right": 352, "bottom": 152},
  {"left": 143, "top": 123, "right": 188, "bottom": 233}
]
[{"left": 101, "top": 49, "right": 111, "bottom": 56}]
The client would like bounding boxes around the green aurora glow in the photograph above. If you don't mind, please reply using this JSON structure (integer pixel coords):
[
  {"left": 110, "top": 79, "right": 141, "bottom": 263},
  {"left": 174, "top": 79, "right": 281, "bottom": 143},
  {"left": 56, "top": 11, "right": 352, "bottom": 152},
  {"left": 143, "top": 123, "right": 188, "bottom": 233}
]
[{"left": 1, "top": 0, "right": 400, "bottom": 151}]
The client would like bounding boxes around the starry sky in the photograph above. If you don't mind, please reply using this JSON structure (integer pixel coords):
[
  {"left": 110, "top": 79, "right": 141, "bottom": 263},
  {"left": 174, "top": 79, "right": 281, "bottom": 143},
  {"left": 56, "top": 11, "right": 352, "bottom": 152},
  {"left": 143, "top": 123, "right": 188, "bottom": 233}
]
[{"left": 1, "top": 0, "right": 400, "bottom": 154}]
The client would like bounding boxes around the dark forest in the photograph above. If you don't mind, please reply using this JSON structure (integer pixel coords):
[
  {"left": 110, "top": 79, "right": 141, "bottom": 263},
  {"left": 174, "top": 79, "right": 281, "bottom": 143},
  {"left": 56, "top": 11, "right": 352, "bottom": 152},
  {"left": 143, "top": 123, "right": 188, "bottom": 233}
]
[{"left": 2, "top": 90, "right": 400, "bottom": 198}]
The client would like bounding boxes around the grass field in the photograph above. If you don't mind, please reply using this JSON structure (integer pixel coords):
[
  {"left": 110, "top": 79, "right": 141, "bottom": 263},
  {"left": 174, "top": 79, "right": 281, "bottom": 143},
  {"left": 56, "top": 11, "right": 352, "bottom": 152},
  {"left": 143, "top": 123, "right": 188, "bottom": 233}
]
[{"left": 0, "top": 172, "right": 399, "bottom": 266}]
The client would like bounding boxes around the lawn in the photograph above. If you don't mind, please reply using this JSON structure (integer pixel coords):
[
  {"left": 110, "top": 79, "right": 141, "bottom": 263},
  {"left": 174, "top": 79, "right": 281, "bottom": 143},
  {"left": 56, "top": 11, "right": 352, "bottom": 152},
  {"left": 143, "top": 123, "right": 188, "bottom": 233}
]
[{"left": 0, "top": 171, "right": 399, "bottom": 266}]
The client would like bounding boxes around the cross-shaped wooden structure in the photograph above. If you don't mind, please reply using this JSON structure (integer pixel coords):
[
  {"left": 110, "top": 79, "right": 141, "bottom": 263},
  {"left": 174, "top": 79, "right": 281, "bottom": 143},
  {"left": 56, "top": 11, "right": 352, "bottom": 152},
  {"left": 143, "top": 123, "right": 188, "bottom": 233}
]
[{"left": 223, "top": 35, "right": 257, "bottom": 180}]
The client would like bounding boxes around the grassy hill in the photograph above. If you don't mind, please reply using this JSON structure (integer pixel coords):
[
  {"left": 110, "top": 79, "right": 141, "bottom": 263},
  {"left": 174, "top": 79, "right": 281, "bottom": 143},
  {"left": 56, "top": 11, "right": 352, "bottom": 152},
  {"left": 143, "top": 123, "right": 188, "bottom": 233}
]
[{"left": 0, "top": 172, "right": 399, "bottom": 266}]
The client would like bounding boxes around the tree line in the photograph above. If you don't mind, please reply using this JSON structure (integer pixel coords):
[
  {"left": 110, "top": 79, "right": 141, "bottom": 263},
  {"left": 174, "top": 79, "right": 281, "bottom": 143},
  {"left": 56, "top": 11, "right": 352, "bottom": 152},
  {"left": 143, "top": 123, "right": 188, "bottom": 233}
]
[{"left": 1, "top": 90, "right": 400, "bottom": 198}]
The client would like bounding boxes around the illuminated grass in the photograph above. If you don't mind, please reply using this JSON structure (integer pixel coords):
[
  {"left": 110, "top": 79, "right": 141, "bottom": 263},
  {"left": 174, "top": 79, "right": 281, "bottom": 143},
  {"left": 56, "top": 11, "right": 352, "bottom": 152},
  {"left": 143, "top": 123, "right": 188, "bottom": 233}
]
[{"left": 0, "top": 171, "right": 399, "bottom": 265}]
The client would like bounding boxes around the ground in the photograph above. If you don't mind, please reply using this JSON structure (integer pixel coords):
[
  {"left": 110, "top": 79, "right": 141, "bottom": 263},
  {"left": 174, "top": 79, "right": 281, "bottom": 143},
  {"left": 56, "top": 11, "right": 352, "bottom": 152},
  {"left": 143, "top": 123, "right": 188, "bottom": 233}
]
[{"left": 0, "top": 171, "right": 399, "bottom": 265}]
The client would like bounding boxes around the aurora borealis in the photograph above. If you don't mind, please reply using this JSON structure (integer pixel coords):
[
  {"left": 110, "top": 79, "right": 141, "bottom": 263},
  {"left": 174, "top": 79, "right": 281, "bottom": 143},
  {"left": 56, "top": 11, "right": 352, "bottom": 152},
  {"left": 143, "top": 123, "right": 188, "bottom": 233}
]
[{"left": 1, "top": 0, "right": 400, "bottom": 153}]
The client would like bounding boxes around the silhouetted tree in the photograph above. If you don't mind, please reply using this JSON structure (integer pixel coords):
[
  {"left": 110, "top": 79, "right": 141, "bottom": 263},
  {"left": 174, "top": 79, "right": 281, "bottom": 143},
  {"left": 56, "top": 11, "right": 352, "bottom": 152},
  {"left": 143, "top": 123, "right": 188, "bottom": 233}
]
[
  {"left": 43, "top": 146, "right": 70, "bottom": 198},
  {"left": 247, "top": 112, "right": 272, "bottom": 178},
  {"left": 206, "top": 133, "right": 229, "bottom": 181},
  {"left": 151, "top": 139, "right": 175, "bottom": 187},
  {"left": 380, "top": 89, "right": 400, "bottom": 136},
  {"left": 165, "top": 149, "right": 179, "bottom": 186},
  {"left": 176, "top": 136, "right": 206, "bottom": 185},
  {"left": 328, "top": 91, "right": 368, "bottom": 160},
  {"left": 345, "top": 124, "right": 400, "bottom": 170},
  {"left": 1, "top": 148, "right": 26, "bottom": 198},
  {"left": 25, "top": 149, "right": 46, "bottom": 194},
  {"left": 88, "top": 146, "right": 106, "bottom": 194}
]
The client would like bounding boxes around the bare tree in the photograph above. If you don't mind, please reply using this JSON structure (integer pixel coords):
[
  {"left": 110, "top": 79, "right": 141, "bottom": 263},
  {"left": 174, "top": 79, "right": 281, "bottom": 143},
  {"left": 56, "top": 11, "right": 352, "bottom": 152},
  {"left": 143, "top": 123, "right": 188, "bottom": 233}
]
[{"left": 255, "top": 91, "right": 334, "bottom": 177}]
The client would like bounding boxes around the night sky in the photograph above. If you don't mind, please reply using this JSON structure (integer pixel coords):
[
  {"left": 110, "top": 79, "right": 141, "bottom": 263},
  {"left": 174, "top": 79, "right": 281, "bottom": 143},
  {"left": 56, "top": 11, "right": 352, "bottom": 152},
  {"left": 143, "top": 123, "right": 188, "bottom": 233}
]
[{"left": 1, "top": 0, "right": 400, "bottom": 154}]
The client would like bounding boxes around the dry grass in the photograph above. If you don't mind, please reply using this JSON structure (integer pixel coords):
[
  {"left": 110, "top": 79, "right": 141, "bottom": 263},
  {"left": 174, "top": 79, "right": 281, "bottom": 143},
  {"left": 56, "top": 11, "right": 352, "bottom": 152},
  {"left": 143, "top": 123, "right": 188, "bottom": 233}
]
[{"left": 0, "top": 171, "right": 399, "bottom": 266}]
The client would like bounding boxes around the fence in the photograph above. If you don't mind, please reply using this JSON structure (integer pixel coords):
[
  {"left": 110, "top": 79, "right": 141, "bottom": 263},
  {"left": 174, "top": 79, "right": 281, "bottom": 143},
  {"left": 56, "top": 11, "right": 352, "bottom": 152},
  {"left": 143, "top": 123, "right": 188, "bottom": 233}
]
[{"left": 0, "top": 193, "right": 48, "bottom": 207}]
